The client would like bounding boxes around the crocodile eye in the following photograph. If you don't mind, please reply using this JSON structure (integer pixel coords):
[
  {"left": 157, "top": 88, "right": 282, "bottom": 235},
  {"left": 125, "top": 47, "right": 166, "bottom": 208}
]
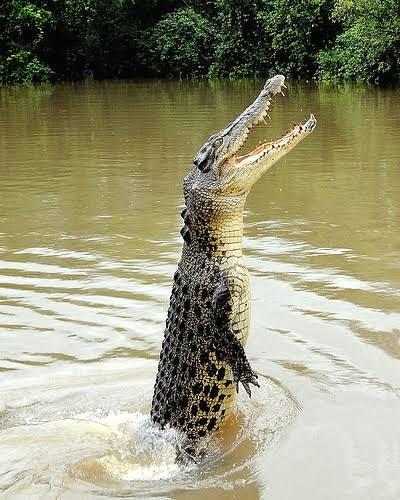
[{"left": 214, "top": 138, "right": 223, "bottom": 148}]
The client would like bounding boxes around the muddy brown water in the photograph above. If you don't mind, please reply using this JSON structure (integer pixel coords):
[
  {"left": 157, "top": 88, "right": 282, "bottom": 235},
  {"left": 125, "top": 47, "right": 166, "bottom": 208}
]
[{"left": 0, "top": 80, "right": 399, "bottom": 499}]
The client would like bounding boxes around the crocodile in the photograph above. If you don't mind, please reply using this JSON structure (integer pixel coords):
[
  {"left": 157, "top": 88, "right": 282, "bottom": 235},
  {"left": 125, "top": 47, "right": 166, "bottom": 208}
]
[{"left": 151, "top": 75, "right": 316, "bottom": 458}]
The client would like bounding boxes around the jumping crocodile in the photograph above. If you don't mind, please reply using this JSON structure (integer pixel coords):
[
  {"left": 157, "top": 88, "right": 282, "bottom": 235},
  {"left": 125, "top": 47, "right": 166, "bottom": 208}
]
[{"left": 151, "top": 75, "right": 316, "bottom": 457}]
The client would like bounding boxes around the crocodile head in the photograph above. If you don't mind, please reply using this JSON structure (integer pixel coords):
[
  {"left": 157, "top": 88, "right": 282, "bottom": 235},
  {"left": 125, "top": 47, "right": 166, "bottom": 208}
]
[{"left": 191, "top": 75, "right": 316, "bottom": 198}]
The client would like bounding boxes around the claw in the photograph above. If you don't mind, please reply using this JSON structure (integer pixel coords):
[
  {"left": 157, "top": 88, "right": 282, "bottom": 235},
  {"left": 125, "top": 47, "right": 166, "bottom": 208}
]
[
  {"left": 241, "top": 375, "right": 259, "bottom": 397},
  {"left": 242, "top": 381, "right": 251, "bottom": 397}
]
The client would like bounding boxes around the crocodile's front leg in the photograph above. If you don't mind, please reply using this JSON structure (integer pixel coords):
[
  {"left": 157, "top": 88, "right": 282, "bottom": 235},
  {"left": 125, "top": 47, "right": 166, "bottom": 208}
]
[{"left": 212, "top": 265, "right": 259, "bottom": 396}]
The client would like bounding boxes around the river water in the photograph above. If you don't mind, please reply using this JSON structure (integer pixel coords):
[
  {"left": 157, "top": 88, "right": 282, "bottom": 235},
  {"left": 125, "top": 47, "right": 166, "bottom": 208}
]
[{"left": 0, "top": 79, "right": 399, "bottom": 499}]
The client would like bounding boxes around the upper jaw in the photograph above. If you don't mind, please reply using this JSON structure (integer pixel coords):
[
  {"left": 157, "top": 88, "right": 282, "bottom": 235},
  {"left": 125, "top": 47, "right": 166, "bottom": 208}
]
[{"left": 220, "top": 75, "right": 287, "bottom": 159}]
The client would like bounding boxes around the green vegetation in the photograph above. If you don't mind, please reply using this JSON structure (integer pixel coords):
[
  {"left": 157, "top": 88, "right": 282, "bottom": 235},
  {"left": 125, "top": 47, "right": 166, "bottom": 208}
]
[
  {"left": 0, "top": 0, "right": 399, "bottom": 85},
  {"left": 317, "top": 0, "right": 400, "bottom": 84}
]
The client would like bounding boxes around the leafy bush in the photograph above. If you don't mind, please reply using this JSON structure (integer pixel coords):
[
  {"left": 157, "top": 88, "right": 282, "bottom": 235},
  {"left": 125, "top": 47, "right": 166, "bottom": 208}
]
[
  {"left": 257, "top": 0, "right": 336, "bottom": 78},
  {"left": 146, "top": 8, "right": 216, "bottom": 77},
  {"left": 0, "top": 1, "right": 53, "bottom": 84},
  {"left": 0, "top": 50, "right": 52, "bottom": 84},
  {"left": 206, "top": 0, "right": 264, "bottom": 78},
  {"left": 317, "top": 0, "right": 400, "bottom": 83},
  {"left": 206, "top": 0, "right": 335, "bottom": 79}
]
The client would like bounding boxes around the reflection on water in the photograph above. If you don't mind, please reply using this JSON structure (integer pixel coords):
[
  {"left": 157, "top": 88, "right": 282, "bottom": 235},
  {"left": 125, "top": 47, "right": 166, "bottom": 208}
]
[{"left": 0, "top": 80, "right": 399, "bottom": 499}]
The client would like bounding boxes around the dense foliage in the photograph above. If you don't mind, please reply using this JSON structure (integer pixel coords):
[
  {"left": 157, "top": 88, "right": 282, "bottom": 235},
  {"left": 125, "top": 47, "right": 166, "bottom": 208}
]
[
  {"left": 0, "top": 0, "right": 399, "bottom": 85},
  {"left": 318, "top": 0, "right": 400, "bottom": 83}
]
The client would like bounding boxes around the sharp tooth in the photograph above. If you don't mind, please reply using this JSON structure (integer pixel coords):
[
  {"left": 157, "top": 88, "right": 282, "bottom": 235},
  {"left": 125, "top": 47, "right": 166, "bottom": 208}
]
[
  {"left": 280, "top": 90, "right": 285, "bottom": 96},
  {"left": 282, "top": 83, "right": 287, "bottom": 89},
  {"left": 266, "top": 113, "right": 271, "bottom": 120},
  {"left": 261, "top": 118, "right": 268, "bottom": 125}
]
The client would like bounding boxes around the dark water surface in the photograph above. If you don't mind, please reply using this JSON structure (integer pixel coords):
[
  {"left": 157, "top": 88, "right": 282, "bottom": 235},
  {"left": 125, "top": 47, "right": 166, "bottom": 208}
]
[{"left": 0, "top": 80, "right": 399, "bottom": 499}]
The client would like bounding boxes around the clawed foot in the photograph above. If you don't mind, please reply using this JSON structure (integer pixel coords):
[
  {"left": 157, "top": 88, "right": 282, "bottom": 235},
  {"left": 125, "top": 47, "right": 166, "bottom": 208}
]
[{"left": 235, "top": 369, "right": 260, "bottom": 396}]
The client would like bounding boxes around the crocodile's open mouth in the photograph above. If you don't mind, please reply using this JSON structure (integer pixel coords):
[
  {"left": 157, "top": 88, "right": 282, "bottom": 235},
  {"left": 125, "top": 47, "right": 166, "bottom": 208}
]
[
  {"left": 193, "top": 75, "right": 316, "bottom": 181},
  {"left": 214, "top": 77, "right": 317, "bottom": 192},
  {"left": 227, "top": 76, "right": 317, "bottom": 168}
]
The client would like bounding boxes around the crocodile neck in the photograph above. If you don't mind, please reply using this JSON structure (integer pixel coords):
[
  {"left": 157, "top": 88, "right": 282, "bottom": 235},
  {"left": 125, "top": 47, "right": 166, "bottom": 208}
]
[{"left": 181, "top": 212, "right": 244, "bottom": 266}]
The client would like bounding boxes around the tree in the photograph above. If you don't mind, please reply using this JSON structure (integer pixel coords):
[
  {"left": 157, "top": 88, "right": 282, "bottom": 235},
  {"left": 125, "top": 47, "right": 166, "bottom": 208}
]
[
  {"left": 0, "top": 1, "right": 53, "bottom": 84},
  {"left": 318, "top": 0, "right": 400, "bottom": 83},
  {"left": 146, "top": 8, "right": 216, "bottom": 78}
]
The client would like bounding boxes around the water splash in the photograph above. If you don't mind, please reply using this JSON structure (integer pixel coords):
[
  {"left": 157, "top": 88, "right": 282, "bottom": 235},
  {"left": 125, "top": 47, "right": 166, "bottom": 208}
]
[{"left": 73, "top": 412, "right": 185, "bottom": 482}]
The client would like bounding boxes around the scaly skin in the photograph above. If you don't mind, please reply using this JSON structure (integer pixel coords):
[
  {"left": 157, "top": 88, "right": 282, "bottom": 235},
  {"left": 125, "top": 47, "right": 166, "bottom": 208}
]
[{"left": 150, "top": 75, "right": 316, "bottom": 457}]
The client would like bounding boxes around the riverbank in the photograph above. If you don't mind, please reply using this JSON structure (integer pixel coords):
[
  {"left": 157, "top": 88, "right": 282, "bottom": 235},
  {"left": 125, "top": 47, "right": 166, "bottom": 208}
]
[{"left": 1, "top": 0, "right": 399, "bottom": 86}]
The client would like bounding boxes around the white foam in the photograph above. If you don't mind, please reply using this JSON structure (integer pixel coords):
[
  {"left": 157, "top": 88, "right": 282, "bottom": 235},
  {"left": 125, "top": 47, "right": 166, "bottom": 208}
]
[{"left": 78, "top": 410, "right": 184, "bottom": 481}]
